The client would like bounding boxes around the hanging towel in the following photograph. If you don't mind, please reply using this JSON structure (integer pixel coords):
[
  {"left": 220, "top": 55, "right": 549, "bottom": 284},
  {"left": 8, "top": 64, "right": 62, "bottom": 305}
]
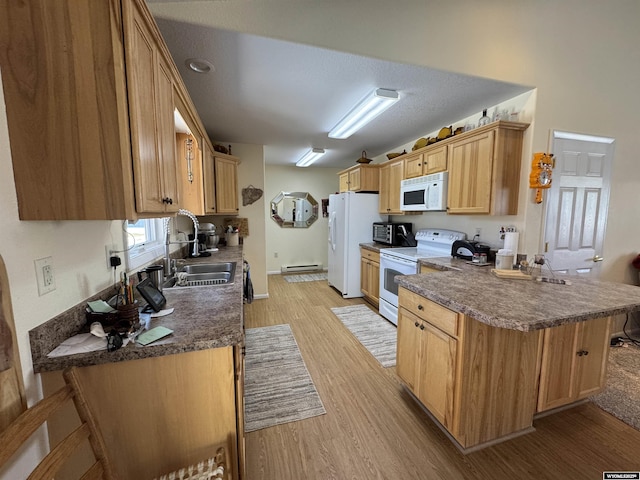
[{"left": 243, "top": 260, "right": 254, "bottom": 304}]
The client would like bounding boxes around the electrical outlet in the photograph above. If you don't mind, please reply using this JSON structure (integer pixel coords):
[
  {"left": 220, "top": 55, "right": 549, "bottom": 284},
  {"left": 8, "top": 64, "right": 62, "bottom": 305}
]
[
  {"left": 105, "top": 244, "right": 118, "bottom": 269},
  {"left": 34, "top": 257, "right": 55, "bottom": 296},
  {"left": 475, "top": 227, "right": 481, "bottom": 237},
  {"left": 274, "top": 252, "right": 278, "bottom": 258}
]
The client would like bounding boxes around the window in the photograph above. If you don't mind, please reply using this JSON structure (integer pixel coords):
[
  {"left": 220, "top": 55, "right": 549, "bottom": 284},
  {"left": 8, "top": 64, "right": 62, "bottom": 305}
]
[{"left": 125, "top": 218, "right": 166, "bottom": 271}]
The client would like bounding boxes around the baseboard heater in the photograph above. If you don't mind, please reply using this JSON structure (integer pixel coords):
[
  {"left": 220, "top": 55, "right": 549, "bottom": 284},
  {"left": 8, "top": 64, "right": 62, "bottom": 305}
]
[{"left": 281, "top": 263, "right": 323, "bottom": 273}]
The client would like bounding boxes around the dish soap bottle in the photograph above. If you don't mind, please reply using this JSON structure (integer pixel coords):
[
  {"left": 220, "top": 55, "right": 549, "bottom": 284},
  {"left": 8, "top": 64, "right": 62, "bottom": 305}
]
[{"left": 478, "top": 109, "right": 490, "bottom": 126}]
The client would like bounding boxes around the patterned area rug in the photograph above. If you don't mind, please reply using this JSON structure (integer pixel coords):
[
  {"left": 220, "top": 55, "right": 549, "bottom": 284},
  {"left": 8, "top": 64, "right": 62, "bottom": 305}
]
[
  {"left": 283, "top": 272, "right": 328, "bottom": 283},
  {"left": 591, "top": 343, "right": 640, "bottom": 431},
  {"left": 331, "top": 305, "right": 397, "bottom": 367},
  {"left": 244, "top": 324, "right": 326, "bottom": 432}
]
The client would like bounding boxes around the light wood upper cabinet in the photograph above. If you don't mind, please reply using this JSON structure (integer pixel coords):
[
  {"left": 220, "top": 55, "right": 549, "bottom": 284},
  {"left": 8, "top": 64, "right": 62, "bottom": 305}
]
[
  {"left": 537, "top": 316, "right": 611, "bottom": 412},
  {"left": 338, "top": 164, "right": 379, "bottom": 193},
  {"left": 379, "top": 159, "right": 404, "bottom": 214},
  {"left": 203, "top": 153, "right": 240, "bottom": 215},
  {"left": 404, "top": 146, "right": 448, "bottom": 179},
  {"left": 447, "top": 122, "right": 527, "bottom": 215},
  {"left": 176, "top": 132, "right": 204, "bottom": 215},
  {"left": 404, "top": 152, "right": 425, "bottom": 179},
  {"left": 0, "top": 0, "right": 211, "bottom": 220},
  {"left": 126, "top": 3, "right": 179, "bottom": 214}
]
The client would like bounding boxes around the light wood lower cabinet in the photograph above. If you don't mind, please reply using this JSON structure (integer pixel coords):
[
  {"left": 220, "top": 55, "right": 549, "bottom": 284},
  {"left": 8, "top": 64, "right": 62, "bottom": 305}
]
[
  {"left": 360, "top": 248, "right": 380, "bottom": 307},
  {"left": 397, "top": 287, "right": 543, "bottom": 450},
  {"left": 537, "top": 316, "right": 611, "bottom": 412},
  {"left": 42, "top": 347, "right": 244, "bottom": 480}
]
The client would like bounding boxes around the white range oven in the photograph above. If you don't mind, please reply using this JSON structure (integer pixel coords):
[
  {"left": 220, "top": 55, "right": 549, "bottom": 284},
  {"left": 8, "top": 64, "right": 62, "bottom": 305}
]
[{"left": 379, "top": 229, "right": 466, "bottom": 325}]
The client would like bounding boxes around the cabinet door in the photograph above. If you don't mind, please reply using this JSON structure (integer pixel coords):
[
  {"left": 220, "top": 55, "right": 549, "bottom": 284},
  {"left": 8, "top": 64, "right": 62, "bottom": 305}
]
[
  {"left": 404, "top": 153, "right": 424, "bottom": 179},
  {"left": 339, "top": 172, "right": 349, "bottom": 193},
  {"left": 127, "top": 4, "right": 177, "bottom": 213},
  {"left": 215, "top": 156, "right": 239, "bottom": 214},
  {"left": 360, "top": 258, "right": 371, "bottom": 298},
  {"left": 537, "top": 322, "right": 578, "bottom": 412},
  {"left": 369, "top": 260, "right": 380, "bottom": 302},
  {"left": 128, "top": 10, "right": 163, "bottom": 213},
  {"left": 349, "top": 169, "right": 361, "bottom": 191},
  {"left": 417, "top": 321, "right": 457, "bottom": 429},
  {"left": 379, "top": 163, "right": 391, "bottom": 213},
  {"left": 203, "top": 143, "right": 217, "bottom": 214},
  {"left": 156, "top": 58, "right": 179, "bottom": 212},
  {"left": 447, "top": 130, "right": 494, "bottom": 214},
  {"left": 574, "top": 316, "right": 611, "bottom": 399},
  {"left": 537, "top": 316, "right": 610, "bottom": 412},
  {"left": 424, "top": 145, "right": 447, "bottom": 174},
  {"left": 387, "top": 160, "right": 405, "bottom": 214},
  {"left": 396, "top": 309, "right": 422, "bottom": 392}
]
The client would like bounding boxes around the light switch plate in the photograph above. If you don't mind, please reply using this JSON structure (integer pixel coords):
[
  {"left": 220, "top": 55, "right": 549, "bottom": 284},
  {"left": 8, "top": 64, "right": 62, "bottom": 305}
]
[{"left": 35, "top": 257, "right": 56, "bottom": 296}]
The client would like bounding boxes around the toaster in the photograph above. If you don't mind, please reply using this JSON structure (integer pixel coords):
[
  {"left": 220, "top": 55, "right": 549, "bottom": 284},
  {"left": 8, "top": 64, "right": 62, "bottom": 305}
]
[{"left": 451, "top": 240, "right": 492, "bottom": 261}]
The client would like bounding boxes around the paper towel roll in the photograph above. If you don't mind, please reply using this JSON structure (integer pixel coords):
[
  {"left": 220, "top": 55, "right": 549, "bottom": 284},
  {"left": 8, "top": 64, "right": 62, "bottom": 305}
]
[{"left": 503, "top": 232, "right": 520, "bottom": 255}]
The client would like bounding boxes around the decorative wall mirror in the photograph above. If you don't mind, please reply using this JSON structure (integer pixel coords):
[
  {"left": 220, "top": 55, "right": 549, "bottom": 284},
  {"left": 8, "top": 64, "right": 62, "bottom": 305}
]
[{"left": 270, "top": 192, "right": 319, "bottom": 228}]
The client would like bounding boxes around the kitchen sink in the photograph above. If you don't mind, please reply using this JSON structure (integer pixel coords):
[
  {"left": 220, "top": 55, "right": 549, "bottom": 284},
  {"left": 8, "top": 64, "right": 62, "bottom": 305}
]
[
  {"left": 178, "top": 262, "right": 236, "bottom": 275},
  {"left": 163, "top": 261, "right": 236, "bottom": 289}
]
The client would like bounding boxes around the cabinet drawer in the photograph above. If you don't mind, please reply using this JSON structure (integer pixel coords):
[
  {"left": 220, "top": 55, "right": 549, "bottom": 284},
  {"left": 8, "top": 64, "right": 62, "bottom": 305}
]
[
  {"left": 399, "top": 287, "right": 458, "bottom": 337},
  {"left": 360, "top": 248, "right": 380, "bottom": 263}
]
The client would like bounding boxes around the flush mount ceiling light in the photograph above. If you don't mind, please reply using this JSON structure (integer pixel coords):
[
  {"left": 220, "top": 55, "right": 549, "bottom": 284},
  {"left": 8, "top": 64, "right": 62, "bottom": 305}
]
[
  {"left": 328, "top": 88, "right": 400, "bottom": 139},
  {"left": 296, "top": 148, "right": 326, "bottom": 167},
  {"left": 185, "top": 58, "right": 215, "bottom": 74}
]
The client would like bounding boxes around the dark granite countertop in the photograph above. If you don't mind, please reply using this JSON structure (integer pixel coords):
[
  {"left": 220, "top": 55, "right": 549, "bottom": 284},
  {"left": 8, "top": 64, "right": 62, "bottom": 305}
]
[
  {"left": 30, "top": 247, "right": 244, "bottom": 373},
  {"left": 360, "top": 242, "right": 395, "bottom": 253},
  {"left": 399, "top": 256, "right": 640, "bottom": 332}
]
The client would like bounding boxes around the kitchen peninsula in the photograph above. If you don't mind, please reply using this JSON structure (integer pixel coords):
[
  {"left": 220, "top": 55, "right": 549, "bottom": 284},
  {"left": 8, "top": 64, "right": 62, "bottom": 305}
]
[
  {"left": 396, "top": 258, "right": 640, "bottom": 452},
  {"left": 29, "top": 247, "right": 245, "bottom": 480}
]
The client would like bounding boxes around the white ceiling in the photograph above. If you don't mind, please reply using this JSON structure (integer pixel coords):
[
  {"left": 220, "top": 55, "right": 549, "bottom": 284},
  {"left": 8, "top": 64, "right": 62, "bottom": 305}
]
[{"left": 152, "top": 15, "right": 532, "bottom": 169}]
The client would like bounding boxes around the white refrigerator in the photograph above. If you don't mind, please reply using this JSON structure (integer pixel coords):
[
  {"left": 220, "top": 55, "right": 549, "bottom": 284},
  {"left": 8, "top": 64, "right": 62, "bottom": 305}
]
[{"left": 327, "top": 192, "right": 383, "bottom": 298}]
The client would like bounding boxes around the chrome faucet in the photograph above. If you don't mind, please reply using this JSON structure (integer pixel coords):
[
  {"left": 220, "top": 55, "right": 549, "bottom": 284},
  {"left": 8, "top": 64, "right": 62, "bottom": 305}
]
[{"left": 163, "top": 209, "right": 200, "bottom": 275}]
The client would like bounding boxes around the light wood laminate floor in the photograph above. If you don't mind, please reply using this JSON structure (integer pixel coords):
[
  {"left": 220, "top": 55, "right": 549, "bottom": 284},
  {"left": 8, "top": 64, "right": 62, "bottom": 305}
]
[{"left": 244, "top": 274, "right": 640, "bottom": 479}]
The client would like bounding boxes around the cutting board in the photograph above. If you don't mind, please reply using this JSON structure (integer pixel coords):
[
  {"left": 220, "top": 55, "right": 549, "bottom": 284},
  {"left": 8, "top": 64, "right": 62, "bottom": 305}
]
[
  {"left": 0, "top": 254, "right": 27, "bottom": 432},
  {"left": 491, "top": 268, "right": 532, "bottom": 280}
]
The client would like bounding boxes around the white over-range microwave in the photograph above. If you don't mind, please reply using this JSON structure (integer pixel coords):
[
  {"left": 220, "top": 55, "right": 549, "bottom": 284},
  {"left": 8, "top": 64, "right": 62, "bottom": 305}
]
[{"left": 400, "top": 172, "right": 448, "bottom": 212}]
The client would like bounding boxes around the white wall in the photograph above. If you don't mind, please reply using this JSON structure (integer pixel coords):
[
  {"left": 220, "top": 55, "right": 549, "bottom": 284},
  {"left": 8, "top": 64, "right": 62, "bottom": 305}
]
[
  {"left": 265, "top": 165, "right": 340, "bottom": 273},
  {"left": 151, "top": 0, "right": 640, "bottom": 285}
]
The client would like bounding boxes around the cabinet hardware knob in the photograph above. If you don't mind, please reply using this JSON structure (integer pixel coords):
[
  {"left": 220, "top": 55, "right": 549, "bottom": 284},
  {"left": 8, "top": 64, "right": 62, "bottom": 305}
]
[
  {"left": 414, "top": 322, "right": 420, "bottom": 327},
  {"left": 417, "top": 305, "right": 424, "bottom": 310},
  {"left": 584, "top": 350, "right": 589, "bottom": 356},
  {"left": 576, "top": 351, "right": 583, "bottom": 356},
  {"left": 419, "top": 324, "right": 425, "bottom": 330}
]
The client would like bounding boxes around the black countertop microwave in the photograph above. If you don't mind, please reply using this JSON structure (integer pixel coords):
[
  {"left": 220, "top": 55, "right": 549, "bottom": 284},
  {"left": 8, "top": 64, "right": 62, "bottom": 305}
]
[{"left": 373, "top": 222, "right": 414, "bottom": 246}]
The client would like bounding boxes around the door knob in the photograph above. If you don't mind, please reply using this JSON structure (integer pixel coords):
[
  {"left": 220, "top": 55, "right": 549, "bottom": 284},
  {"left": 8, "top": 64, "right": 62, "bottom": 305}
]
[{"left": 592, "top": 255, "right": 604, "bottom": 262}]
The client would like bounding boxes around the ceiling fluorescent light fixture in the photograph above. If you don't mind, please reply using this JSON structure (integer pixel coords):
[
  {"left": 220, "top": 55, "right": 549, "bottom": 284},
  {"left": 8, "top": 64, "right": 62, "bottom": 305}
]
[
  {"left": 328, "top": 88, "right": 399, "bottom": 139},
  {"left": 296, "top": 148, "right": 326, "bottom": 167}
]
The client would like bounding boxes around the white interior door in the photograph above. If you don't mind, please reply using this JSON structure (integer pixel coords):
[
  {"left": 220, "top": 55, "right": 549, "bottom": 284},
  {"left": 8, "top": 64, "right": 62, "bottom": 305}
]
[{"left": 543, "top": 131, "right": 614, "bottom": 276}]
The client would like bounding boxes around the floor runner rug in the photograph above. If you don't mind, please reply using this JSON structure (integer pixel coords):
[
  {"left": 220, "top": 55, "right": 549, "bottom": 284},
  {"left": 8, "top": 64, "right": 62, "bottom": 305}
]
[
  {"left": 244, "top": 324, "right": 326, "bottom": 432},
  {"left": 591, "top": 343, "right": 640, "bottom": 431},
  {"left": 283, "top": 272, "right": 328, "bottom": 283},
  {"left": 331, "top": 304, "right": 397, "bottom": 367}
]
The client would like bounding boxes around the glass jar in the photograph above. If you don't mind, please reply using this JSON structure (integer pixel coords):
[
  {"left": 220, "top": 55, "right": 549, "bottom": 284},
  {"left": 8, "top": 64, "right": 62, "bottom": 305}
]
[{"left": 478, "top": 109, "right": 490, "bottom": 126}]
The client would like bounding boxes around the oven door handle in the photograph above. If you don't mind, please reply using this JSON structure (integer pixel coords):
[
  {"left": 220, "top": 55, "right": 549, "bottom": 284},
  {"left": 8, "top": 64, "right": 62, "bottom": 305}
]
[{"left": 380, "top": 254, "right": 418, "bottom": 267}]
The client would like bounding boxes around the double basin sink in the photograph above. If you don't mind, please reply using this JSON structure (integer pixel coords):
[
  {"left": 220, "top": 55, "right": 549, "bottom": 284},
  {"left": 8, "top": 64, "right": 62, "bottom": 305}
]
[{"left": 162, "top": 261, "right": 236, "bottom": 289}]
